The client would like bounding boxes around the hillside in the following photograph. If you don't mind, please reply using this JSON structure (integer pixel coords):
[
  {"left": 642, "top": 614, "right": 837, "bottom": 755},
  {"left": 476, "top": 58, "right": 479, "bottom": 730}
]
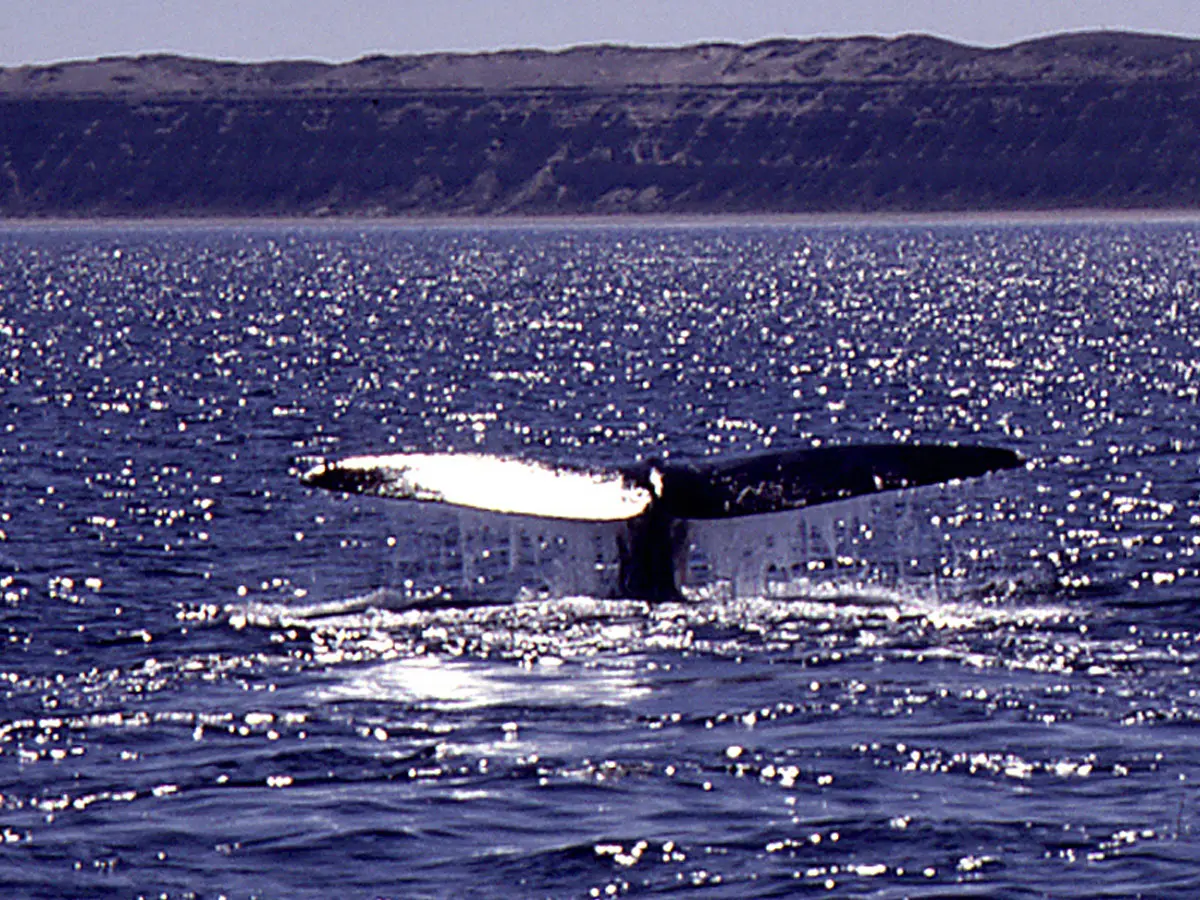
[{"left": 3, "top": 32, "right": 1200, "bottom": 217}]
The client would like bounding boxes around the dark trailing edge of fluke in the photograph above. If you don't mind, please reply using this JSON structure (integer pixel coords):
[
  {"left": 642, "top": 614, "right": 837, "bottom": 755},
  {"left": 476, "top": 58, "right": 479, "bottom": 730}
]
[{"left": 300, "top": 443, "right": 1024, "bottom": 602}]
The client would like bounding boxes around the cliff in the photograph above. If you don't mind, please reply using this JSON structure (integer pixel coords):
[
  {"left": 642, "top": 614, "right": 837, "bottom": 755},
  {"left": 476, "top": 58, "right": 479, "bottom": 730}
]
[{"left": 3, "top": 31, "right": 1200, "bottom": 217}]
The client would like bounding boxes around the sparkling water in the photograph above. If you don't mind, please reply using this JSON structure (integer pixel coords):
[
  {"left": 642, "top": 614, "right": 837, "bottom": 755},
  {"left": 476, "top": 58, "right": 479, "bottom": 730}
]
[{"left": 1, "top": 220, "right": 1199, "bottom": 898}]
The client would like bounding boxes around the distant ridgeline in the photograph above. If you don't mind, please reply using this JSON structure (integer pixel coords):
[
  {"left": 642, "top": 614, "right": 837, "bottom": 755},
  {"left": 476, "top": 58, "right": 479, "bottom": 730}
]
[{"left": 4, "top": 31, "right": 1200, "bottom": 217}]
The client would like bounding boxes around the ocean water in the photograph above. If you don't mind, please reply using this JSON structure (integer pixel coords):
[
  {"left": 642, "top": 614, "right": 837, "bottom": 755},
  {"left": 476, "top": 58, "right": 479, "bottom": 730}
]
[{"left": 1, "top": 220, "right": 1199, "bottom": 898}]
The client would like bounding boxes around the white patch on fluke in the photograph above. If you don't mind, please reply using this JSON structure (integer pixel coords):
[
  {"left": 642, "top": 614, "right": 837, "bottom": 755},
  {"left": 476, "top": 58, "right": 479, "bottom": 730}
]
[{"left": 318, "top": 453, "right": 653, "bottom": 522}]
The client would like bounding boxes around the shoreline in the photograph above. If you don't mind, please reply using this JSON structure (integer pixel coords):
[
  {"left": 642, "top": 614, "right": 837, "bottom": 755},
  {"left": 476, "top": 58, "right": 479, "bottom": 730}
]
[{"left": 5, "top": 208, "right": 1200, "bottom": 231}]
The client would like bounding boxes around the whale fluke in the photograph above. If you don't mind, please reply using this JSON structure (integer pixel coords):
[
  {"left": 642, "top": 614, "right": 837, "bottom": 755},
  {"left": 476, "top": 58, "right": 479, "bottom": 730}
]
[
  {"left": 299, "top": 452, "right": 653, "bottom": 522},
  {"left": 300, "top": 443, "right": 1023, "bottom": 601},
  {"left": 647, "top": 443, "right": 1024, "bottom": 519}
]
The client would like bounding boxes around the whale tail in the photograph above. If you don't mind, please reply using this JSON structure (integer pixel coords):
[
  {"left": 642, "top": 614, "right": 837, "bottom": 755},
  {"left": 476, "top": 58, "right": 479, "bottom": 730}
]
[
  {"left": 300, "top": 443, "right": 1024, "bottom": 601},
  {"left": 648, "top": 443, "right": 1024, "bottom": 520}
]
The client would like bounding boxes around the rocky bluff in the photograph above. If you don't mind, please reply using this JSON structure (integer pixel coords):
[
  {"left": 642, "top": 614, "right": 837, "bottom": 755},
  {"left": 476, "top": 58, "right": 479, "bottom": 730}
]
[{"left": 3, "top": 32, "right": 1200, "bottom": 217}]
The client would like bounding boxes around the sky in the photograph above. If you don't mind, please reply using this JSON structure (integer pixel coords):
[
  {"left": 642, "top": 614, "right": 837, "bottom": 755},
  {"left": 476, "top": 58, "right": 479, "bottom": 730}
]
[{"left": 3, "top": 0, "right": 1200, "bottom": 66}]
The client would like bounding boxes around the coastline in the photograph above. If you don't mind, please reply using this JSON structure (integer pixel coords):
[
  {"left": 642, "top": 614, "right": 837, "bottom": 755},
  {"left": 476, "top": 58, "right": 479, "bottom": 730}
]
[
  {"left": 7, "top": 34, "right": 1200, "bottom": 222},
  {"left": 5, "top": 208, "right": 1200, "bottom": 231}
]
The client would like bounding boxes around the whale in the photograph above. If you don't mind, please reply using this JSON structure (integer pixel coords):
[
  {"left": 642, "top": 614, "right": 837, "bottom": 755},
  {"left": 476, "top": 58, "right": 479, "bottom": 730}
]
[{"left": 300, "top": 443, "right": 1024, "bottom": 602}]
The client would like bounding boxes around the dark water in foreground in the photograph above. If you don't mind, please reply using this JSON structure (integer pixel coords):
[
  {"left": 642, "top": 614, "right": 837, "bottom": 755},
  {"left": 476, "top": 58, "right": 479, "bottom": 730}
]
[{"left": 1, "top": 221, "right": 1200, "bottom": 898}]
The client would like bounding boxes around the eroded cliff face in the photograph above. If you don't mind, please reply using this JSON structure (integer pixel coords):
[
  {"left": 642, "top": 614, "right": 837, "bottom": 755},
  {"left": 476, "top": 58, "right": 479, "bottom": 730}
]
[{"left": 3, "top": 32, "right": 1200, "bottom": 217}]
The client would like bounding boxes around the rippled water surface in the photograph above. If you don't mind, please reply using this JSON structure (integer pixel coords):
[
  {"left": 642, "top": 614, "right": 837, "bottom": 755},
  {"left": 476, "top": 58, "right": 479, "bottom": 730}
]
[{"left": 2, "top": 221, "right": 1200, "bottom": 898}]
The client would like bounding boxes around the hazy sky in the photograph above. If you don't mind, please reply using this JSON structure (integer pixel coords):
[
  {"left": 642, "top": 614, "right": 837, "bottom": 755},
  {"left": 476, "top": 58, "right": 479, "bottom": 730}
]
[{"left": 4, "top": 1, "right": 1200, "bottom": 66}]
